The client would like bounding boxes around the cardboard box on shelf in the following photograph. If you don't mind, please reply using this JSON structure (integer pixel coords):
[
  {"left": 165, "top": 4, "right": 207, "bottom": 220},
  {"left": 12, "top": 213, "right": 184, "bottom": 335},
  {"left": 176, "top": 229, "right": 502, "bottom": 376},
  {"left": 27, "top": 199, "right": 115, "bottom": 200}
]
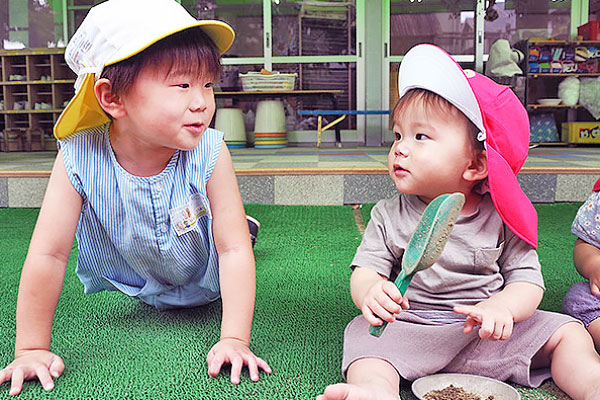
[
  {"left": 578, "top": 21, "right": 600, "bottom": 41},
  {"left": 561, "top": 122, "right": 600, "bottom": 143}
]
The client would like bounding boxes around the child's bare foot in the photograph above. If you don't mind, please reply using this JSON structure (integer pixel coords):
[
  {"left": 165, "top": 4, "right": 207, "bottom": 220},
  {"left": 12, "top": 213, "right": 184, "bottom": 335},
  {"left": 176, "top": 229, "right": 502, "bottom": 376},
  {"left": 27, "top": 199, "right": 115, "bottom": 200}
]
[{"left": 316, "top": 383, "right": 399, "bottom": 400}]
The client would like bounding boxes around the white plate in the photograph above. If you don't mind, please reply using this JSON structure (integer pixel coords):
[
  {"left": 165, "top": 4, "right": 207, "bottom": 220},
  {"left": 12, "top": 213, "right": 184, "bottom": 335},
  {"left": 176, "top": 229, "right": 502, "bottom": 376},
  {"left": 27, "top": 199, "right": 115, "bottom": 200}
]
[
  {"left": 537, "top": 98, "right": 562, "bottom": 105},
  {"left": 412, "top": 373, "right": 520, "bottom": 400}
]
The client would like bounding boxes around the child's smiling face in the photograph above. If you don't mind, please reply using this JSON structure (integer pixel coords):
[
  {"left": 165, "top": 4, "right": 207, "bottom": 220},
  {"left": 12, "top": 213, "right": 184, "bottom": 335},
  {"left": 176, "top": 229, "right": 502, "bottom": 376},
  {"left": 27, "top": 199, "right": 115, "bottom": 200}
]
[
  {"left": 388, "top": 96, "right": 480, "bottom": 204},
  {"left": 118, "top": 60, "right": 216, "bottom": 151}
]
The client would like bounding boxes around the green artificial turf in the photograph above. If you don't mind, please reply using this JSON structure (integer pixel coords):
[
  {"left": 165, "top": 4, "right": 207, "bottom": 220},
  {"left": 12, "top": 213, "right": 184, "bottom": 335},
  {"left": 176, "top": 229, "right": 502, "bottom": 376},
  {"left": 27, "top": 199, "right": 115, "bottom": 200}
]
[{"left": 0, "top": 203, "right": 585, "bottom": 399}]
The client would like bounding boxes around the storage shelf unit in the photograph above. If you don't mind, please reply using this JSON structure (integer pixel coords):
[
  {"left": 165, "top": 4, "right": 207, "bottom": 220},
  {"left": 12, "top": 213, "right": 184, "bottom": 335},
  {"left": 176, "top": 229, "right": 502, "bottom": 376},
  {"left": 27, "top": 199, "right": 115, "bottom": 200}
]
[
  {"left": 525, "top": 40, "right": 600, "bottom": 144},
  {"left": 0, "top": 48, "right": 75, "bottom": 151},
  {"left": 525, "top": 40, "right": 600, "bottom": 107},
  {"left": 529, "top": 72, "right": 600, "bottom": 78}
]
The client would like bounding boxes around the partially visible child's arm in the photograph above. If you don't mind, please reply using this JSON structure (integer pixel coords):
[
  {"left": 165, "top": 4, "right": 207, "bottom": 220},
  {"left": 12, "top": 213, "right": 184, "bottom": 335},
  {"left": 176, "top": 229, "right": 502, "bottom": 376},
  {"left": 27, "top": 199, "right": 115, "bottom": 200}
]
[
  {"left": 350, "top": 266, "right": 409, "bottom": 326},
  {"left": 573, "top": 238, "right": 600, "bottom": 297},
  {"left": 205, "top": 142, "right": 271, "bottom": 384},
  {"left": 0, "top": 151, "right": 82, "bottom": 395},
  {"left": 454, "top": 281, "right": 543, "bottom": 341}
]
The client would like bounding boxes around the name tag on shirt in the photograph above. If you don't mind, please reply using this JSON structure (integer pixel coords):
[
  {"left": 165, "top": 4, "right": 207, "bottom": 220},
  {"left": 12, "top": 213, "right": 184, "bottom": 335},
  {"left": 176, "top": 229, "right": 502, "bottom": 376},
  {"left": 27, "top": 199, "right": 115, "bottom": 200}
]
[{"left": 169, "top": 193, "right": 211, "bottom": 236}]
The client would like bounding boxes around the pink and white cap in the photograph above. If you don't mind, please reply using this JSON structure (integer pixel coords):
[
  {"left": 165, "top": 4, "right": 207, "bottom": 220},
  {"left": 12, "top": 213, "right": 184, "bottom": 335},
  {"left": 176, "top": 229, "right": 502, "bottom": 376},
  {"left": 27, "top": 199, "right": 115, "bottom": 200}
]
[{"left": 398, "top": 44, "right": 537, "bottom": 248}]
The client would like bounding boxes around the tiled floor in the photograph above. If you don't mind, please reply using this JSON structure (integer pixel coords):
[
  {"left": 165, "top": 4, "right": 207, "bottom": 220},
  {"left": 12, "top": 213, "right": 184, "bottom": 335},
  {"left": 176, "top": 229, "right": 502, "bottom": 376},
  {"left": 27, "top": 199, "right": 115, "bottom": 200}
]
[
  {"left": 1, "top": 145, "right": 599, "bottom": 207},
  {"left": 1, "top": 145, "right": 599, "bottom": 172}
]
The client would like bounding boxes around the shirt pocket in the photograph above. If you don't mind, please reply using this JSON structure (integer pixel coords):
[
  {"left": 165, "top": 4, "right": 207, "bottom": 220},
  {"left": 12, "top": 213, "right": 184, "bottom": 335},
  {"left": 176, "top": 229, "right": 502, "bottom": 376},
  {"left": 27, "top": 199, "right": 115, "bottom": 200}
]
[{"left": 473, "top": 242, "right": 504, "bottom": 275}]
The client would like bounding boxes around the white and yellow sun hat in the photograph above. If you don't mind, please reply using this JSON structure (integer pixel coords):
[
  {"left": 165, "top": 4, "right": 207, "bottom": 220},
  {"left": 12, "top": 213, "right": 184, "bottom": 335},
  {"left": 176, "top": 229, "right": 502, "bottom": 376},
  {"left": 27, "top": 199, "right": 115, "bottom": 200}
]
[{"left": 54, "top": 0, "right": 235, "bottom": 140}]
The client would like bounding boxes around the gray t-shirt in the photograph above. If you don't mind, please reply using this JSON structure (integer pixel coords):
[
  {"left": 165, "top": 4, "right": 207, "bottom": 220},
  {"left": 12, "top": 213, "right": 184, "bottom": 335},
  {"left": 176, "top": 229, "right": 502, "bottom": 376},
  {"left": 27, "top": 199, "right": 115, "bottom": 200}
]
[{"left": 352, "top": 193, "right": 544, "bottom": 312}]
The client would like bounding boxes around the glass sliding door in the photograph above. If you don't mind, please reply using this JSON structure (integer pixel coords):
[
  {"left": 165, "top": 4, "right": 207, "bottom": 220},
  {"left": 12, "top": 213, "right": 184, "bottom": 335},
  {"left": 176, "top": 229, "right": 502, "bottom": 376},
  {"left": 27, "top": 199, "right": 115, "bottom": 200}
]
[
  {"left": 180, "top": 0, "right": 267, "bottom": 121},
  {"left": 181, "top": 0, "right": 265, "bottom": 58},
  {"left": 383, "top": 0, "right": 479, "bottom": 144},
  {"left": 272, "top": 0, "right": 356, "bottom": 57},
  {"left": 483, "top": 0, "right": 572, "bottom": 54},
  {"left": 272, "top": 0, "right": 360, "bottom": 145},
  {"left": 389, "top": 0, "right": 479, "bottom": 56}
]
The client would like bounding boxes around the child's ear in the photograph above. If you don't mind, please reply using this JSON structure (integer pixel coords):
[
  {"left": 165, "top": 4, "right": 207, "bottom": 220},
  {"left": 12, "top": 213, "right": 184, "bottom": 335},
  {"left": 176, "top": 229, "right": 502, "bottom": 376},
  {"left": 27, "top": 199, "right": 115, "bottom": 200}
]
[
  {"left": 463, "top": 149, "right": 488, "bottom": 182},
  {"left": 94, "top": 78, "right": 125, "bottom": 118}
]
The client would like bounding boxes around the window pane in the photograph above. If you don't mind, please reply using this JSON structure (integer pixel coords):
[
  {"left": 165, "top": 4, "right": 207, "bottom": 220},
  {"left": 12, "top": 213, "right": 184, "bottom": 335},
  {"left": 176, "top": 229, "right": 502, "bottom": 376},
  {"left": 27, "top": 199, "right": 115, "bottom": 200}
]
[
  {"left": 272, "top": 0, "right": 356, "bottom": 56},
  {"left": 277, "top": 62, "right": 356, "bottom": 130},
  {"left": 1, "top": 1, "right": 8, "bottom": 46},
  {"left": 390, "top": 1, "right": 476, "bottom": 55},
  {"left": 182, "top": 0, "right": 264, "bottom": 58},
  {"left": 3, "top": 0, "right": 65, "bottom": 48},
  {"left": 484, "top": 0, "right": 572, "bottom": 53},
  {"left": 69, "top": 1, "right": 107, "bottom": 41},
  {"left": 28, "top": 1, "right": 56, "bottom": 47}
]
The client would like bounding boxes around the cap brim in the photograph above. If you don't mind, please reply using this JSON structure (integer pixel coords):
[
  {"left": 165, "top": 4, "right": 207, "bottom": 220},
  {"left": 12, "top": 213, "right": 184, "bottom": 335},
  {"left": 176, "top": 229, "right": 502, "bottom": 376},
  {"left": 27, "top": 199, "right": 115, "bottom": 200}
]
[
  {"left": 487, "top": 145, "right": 538, "bottom": 248},
  {"left": 196, "top": 21, "right": 235, "bottom": 55},
  {"left": 107, "top": 20, "right": 235, "bottom": 67},
  {"left": 54, "top": 73, "right": 110, "bottom": 139}
]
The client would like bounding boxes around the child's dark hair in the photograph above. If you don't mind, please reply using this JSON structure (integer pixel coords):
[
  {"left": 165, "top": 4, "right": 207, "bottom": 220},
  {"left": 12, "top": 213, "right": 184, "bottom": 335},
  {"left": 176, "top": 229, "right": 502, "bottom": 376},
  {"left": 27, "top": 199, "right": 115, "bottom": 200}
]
[
  {"left": 392, "top": 89, "right": 484, "bottom": 154},
  {"left": 100, "top": 27, "right": 222, "bottom": 96}
]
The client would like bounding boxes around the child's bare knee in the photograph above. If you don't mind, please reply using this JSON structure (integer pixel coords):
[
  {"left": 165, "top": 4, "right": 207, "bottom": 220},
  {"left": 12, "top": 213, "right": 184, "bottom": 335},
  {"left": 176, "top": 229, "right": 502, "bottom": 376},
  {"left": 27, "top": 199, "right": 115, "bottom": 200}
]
[{"left": 548, "top": 322, "right": 593, "bottom": 350}]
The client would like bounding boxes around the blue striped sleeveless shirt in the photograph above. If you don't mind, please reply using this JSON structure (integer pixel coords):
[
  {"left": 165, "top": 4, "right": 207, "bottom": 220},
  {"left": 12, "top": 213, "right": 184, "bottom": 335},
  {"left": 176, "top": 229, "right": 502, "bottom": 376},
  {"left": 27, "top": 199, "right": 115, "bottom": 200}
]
[{"left": 59, "top": 123, "right": 223, "bottom": 309}]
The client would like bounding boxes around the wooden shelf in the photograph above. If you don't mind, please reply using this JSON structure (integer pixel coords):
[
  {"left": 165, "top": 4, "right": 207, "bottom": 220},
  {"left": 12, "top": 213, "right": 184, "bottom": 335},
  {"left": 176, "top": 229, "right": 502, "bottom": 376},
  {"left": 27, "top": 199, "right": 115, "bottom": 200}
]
[
  {"left": 528, "top": 73, "right": 600, "bottom": 78},
  {"left": 1, "top": 80, "right": 75, "bottom": 85},
  {"left": 529, "top": 40, "right": 600, "bottom": 46},
  {"left": 527, "top": 104, "right": 581, "bottom": 110},
  {"left": 0, "top": 48, "right": 75, "bottom": 151},
  {"left": 529, "top": 141, "right": 569, "bottom": 146},
  {"left": 1, "top": 109, "right": 63, "bottom": 114}
]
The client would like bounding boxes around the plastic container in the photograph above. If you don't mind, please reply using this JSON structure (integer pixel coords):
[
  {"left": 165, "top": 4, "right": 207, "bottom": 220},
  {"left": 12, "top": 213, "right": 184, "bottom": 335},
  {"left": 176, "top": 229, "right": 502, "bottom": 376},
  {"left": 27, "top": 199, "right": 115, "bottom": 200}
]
[
  {"left": 214, "top": 108, "right": 246, "bottom": 146},
  {"left": 254, "top": 101, "right": 286, "bottom": 133},
  {"left": 254, "top": 100, "right": 287, "bottom": 148}
]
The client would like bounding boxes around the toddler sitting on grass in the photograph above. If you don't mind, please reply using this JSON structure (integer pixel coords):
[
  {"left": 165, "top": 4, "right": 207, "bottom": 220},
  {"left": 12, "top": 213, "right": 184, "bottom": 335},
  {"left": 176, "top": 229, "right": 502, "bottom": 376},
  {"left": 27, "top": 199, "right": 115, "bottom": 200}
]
[
  {"left": 563, "top": 178, "right": 600, "bottom": 348},
  {"left": 318, "top": 44, "right": 600, "bottom": 400}
]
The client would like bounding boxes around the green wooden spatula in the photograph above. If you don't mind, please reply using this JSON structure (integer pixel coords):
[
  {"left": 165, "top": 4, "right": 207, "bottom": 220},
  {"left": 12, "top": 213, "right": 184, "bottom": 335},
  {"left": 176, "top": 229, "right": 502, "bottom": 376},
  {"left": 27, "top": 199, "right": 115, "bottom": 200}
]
[{"left": 369, "top": 192, "right": 465, "bottom": 337}]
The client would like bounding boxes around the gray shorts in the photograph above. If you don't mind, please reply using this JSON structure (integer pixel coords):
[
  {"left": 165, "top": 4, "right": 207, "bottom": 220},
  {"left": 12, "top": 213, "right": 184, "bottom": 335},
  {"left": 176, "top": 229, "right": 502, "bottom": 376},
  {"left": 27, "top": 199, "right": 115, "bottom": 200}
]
[{"left": 341, "top": 310, "right": 576, "bottom": 387}]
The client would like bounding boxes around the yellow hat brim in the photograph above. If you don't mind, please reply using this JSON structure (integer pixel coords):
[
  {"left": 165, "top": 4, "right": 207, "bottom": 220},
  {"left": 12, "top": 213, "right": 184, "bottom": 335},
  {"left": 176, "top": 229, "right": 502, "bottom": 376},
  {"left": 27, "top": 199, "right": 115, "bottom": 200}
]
[
  {"left": 106, "top": 20, "right": 235, "bottom": 67},
  {"left": 54, "top": 73, "right": 110, "bottom": 140}
]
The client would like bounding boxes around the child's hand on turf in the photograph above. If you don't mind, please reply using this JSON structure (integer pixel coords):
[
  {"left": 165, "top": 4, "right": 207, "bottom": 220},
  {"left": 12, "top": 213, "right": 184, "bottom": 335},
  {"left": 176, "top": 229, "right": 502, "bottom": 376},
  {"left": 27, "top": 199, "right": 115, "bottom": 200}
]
[
  {"left": 0, "top": 349, "right": 64, "bottom": 395},
  {"left": 360, "top": 280, "right": 409, "bottom": 327},
  {"left": 454, "top": 301, "right": 514, "bottom": 341},
  {"left": 206, "top": 337, "right": 272, "bottom": 384}
]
